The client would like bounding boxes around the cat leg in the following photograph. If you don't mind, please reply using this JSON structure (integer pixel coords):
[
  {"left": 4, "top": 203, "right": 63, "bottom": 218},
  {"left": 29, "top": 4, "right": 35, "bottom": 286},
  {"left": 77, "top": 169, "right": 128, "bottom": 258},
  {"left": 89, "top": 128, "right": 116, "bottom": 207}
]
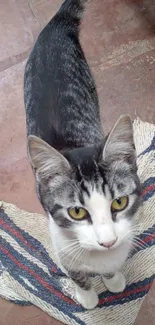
[
  {"left": 102, "top": 271, "right": 126, "bottom": 293},
  {"left": 68, "top": 270, "right": 98, "bottom": 309}
]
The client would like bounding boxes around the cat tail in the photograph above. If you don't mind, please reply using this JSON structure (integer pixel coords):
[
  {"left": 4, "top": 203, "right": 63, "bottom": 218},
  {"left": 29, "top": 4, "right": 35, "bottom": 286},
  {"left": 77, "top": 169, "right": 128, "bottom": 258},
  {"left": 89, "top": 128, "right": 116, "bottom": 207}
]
[{"left": 59, "top": 0, "right": 88, "bottom": 26}]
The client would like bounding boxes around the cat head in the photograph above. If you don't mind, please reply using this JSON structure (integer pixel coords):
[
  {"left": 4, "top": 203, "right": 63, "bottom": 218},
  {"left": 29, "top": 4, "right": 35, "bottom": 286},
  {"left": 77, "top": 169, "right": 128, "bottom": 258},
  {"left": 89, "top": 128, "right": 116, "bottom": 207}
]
[{"left": 28, "top": 115, "right": 141, "bottom": 251}]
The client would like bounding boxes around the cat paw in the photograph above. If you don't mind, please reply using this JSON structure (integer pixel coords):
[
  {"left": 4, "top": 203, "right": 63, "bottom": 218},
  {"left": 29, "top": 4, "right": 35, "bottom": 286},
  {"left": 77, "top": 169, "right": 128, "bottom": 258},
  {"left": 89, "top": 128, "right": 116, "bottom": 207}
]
[
  {"left": 102, "top": 271, "right": 126, "bottom": 293},
  {"left": 76, "top": 285, "right": 99, "bottom": 309}
]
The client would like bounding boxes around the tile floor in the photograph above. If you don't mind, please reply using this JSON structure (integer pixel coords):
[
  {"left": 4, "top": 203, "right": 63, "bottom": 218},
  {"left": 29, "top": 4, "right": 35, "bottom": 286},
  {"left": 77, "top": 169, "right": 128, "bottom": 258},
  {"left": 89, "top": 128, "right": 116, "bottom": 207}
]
[{"left": 0, "top": 0, "right": 155, "bottom": 324}]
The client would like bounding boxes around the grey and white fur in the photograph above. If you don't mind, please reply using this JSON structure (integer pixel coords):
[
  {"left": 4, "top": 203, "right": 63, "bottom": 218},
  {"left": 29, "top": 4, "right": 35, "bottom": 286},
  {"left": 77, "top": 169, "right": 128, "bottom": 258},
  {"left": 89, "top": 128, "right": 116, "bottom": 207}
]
[{"left": 24, "top": 0, "right": 141, "bottom": 309}]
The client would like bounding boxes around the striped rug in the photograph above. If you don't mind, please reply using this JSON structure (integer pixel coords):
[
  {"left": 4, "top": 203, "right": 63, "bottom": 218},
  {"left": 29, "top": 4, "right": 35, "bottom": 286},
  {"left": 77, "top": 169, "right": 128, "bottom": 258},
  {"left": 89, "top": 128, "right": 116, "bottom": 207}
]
[{"left": 0, "top": 118, "right": 155, "bottom": 325}]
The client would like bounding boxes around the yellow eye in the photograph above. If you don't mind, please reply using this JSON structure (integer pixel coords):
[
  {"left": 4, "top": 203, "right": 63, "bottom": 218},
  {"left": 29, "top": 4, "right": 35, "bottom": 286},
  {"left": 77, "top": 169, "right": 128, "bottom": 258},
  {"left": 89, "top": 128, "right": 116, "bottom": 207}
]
[
  {"left": 68, "top": 207, "right": 88, "bottom": 220},
  {"left": 111, "top": 196, "right": 128, "bottom": 212}
]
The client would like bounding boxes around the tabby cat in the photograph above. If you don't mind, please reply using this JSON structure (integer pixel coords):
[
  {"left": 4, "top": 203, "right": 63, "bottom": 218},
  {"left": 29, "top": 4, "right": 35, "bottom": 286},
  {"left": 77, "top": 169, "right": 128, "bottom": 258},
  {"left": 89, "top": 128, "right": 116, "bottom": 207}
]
[{"left": 24, "top": 0, "right": 141, "bottom": 309}]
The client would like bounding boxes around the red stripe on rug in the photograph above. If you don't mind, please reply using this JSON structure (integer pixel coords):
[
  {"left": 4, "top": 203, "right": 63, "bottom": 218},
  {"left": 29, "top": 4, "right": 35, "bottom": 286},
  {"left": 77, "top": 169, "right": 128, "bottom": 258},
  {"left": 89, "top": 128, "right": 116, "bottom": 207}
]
[
  {"left": 144, "top": 235, "right": 155, "bottom": 242},
  {"left": 0, "top": 242, "right": 153, "bottom": 307},
  {"left": 0, "top": 217, "right": 58, "bottom": 273},
  {"left": 99, "top": 282, "right": 151, "bottom": 305},
  {"left": 0, "top": 244, "right": 75, "bottom": 305},
  {"left": 142, "top": 184, "right": 155, "bottom": 197},
  {"left": 51, "top": 265, "right": 57, "bottom": 273},
  {"left": 0, "top": 218, "right": 37, "bottom": 252}
]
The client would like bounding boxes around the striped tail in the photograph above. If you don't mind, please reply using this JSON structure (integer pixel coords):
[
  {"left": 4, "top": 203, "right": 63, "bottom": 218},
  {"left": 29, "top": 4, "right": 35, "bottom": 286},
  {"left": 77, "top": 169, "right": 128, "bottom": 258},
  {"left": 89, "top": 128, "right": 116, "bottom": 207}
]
[{"left": 59, "top": 0, "right": 88, "bottom": 26}]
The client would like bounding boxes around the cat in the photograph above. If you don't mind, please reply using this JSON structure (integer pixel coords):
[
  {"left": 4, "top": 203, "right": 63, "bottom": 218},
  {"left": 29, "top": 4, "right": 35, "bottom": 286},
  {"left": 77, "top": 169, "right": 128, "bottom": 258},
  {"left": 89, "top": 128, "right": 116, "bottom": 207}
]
[{"left": 24, "top": 0, "right": 141, "bottom": 309}]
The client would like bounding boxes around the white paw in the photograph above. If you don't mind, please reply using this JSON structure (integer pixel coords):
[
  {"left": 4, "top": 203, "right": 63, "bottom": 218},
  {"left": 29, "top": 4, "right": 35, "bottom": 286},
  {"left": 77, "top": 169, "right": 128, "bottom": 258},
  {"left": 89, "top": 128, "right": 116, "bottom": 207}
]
[
  {"left": 75, "top": 285, "right": 99, "bottom": 309},
  {"left": 102, "top": 271, "right": 126, "bottom": 293}
]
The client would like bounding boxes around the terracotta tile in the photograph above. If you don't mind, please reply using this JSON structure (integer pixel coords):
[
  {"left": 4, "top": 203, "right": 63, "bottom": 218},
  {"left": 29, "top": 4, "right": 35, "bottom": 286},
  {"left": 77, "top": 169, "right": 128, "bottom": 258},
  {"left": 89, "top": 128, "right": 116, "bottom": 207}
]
[
  {"left": 81, "top": 0, "right": 155, "bottom": 66},
  {"left": 28, "top": 0, "right": 62, "bottom": 28},
  {"left": 0, "top": 60, "right": 27, "bottom": 169},
  {"left": 134, "top": 280, "right": 155, "bottom": 325},
  {"left": 92, "top": 48, "right": 155, "bottom": 133},
  {"left": 0, "top": 0, "right": 39, "bottom": 71},
  {"left": 0, "top": 297, "right": 63, "bottom": 325},
  {"left": 81, "top": 0, "right": 155, "bottom": 132},
  {"left": 0, "top": 60, "right": 42, "bottom": 213},
  {"left": 0, "top": 158, "right": 43, "bottom": 213}
]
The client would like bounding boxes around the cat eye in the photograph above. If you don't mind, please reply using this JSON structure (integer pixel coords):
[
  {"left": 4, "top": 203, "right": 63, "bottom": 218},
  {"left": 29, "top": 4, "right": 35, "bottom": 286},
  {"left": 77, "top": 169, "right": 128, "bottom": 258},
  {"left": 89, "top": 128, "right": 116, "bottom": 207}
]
[
  {"left": 68, "top": 207, "right": 89, "bottom": 220},
  {"left": 111, "top": 196, "right": 128, "bottom": 212}
]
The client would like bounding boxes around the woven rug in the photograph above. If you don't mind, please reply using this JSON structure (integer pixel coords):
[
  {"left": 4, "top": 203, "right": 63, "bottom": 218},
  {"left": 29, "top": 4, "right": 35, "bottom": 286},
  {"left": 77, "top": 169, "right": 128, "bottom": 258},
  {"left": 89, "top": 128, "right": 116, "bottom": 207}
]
[{"left": 0, "top": 118, "right": 155, "bottom": 325}]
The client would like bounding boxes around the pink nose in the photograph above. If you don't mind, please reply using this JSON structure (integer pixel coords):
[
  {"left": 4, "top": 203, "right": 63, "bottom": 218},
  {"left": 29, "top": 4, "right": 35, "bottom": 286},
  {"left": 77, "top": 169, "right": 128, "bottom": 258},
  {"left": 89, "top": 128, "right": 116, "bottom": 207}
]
[{"left": 100, "top": 239, "right": 117, "bottom": 248}]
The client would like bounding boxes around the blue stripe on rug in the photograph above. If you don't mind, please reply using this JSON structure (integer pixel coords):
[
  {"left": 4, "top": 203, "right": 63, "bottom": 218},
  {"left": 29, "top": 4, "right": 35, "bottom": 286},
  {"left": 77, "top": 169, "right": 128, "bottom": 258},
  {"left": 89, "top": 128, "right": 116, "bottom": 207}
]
[
  {"left": 138, "top": 135, "right": 155, "bottom": 157},
  {"left": 142, "top": 177, "right": 155, "bottom": 201},
  {"left": 0, "top": 207, "right": 63, "bottom": 276},
  {"left": 98, "top": 274, "right": 155, "bottom": 307},
  {"left": 0, "top": 236, "right": 154, "bottom": 313},
  {"left": 9, "top": 299, "right": 32, "bottom": 306},
  {"left": 0, "top": 237, "right": 86, "bottom": 319}
]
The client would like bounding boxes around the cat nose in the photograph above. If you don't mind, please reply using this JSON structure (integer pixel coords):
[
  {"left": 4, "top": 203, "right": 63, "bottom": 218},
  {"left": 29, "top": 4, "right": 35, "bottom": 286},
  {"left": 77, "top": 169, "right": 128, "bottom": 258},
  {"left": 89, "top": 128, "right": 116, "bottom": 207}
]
[{"left": 99, "top": 239, "right": 117, "bottom": 248}]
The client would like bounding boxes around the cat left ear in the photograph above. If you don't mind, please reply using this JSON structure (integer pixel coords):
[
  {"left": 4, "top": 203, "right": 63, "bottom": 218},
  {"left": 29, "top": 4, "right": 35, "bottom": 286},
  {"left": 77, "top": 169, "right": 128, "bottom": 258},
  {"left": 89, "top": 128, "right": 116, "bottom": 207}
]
[
  {"left": 102, "top": 115, "right": 136, "bottom": 163},
  {"left": 27, "top": 135, "right": 71, "bottom": 179}
]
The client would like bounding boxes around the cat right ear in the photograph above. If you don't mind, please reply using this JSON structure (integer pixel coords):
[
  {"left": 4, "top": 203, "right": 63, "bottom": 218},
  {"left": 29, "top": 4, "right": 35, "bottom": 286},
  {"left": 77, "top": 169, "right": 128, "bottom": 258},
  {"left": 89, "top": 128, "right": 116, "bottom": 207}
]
[
  {"left": 102, "top": 115, "right": 136, "bottom": 163},
  {"left": 27, "top": 135, "right": 71, "bottom": 179}
]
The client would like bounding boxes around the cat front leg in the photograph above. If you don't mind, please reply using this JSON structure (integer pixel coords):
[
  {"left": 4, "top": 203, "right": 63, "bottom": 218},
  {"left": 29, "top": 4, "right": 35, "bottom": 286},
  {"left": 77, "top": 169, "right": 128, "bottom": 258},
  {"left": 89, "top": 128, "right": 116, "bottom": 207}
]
[
  {"left": 102, "top": 271, "right": 126, "bottom": 293},
  {"left": 68, "top": 270, "right": 99, "bottom": 309}
]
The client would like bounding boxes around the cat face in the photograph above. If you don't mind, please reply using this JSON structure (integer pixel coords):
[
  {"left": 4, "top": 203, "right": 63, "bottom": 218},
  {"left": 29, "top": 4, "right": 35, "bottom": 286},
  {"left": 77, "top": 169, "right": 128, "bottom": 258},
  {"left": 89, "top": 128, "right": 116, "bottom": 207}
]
[
  {"left": 28, "top": 115, "right": 141, "bottom": 252},
  {"left": 66, "top": 178, "right": 140, "bottom": 252},
  {"left": 47, "top": 163, "right": 140, "bottom": 252}
]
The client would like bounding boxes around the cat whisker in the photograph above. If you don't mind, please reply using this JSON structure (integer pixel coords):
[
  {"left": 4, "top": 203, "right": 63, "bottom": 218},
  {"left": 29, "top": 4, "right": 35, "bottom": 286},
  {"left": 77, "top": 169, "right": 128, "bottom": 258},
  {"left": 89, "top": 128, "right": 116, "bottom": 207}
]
[
  {"left": 57, "top": 242, "right": 80, "bottom": 254},
  {"left": 131, "top": 244, "right": 145, "bottom": 253},
  {"left": 131, "top": 241, "right": 143, "bottom": 250},
  {"left": 131, "top": 223, "right": 141, "bottom": 228},
  {"left": 68, "top": 246, "right": 84, "bottom": 272},
  {"left": 131, "top": 243, "right": 140, "bottom": 252},
  {"left": 132, "top": 241, "right": 144, "bottom": 250},
  {"left": 80, "top": 243, "right": 94, "bottom": 253},
  {"left": 69, "top": 244, "right": 91, "bottom": 272},
  {"left": 142, "top": 231, "right": 155, "bottom": 237},
  {"left": 59, "top": 244, "right": 83, "bottom": 262},
  {"left": 133, "top": 236, "right": 148, "bottom": 248},
  {"left": 73, "top": 248, "right": 87, "bottom": 270},
  {"left": 132, "top": 239, "right": 147, "bottom": 250},
  {"left": 73, "top": 248, "right": 85, "bottom": 269},
  {"left": 130, "top": 228, "right": 141, "bottom": 234},
  {"left": 120, "top": 231, "right": 133, "bottom": 242},
  {"left": 56, "top": 239, "right": 78, "bottom": 245}
]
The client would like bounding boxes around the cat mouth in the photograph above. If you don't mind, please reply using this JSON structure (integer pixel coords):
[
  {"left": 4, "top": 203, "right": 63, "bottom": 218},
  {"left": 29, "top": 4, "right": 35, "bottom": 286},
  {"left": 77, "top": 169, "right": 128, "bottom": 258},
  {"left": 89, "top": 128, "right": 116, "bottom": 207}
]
[{"left": 83, "top": 245, "right": 117, "bottom": 253}]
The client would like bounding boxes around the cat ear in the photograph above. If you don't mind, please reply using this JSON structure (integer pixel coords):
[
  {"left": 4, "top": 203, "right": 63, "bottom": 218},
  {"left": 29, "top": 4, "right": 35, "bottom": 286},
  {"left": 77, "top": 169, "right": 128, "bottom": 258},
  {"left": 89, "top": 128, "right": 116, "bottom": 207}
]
[
  {"left": 103, "top": 115, "right": 135, "bottom": 162},
  {"left": 27, "top": 135, "right": 71, "bottom": 179}
]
